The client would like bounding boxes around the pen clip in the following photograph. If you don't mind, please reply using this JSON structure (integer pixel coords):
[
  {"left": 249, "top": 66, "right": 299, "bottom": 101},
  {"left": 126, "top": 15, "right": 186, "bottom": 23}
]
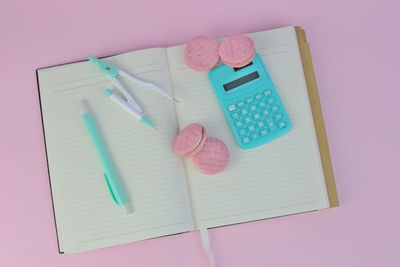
[{"left": 103, "top": 173, "right": 119, "bottom": 205}]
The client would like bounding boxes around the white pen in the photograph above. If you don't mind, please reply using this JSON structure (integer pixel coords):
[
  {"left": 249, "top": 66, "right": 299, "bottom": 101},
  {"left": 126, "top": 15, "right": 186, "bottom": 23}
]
[{"left": 105, "top": 89, "right": 156, "bottom": 129}]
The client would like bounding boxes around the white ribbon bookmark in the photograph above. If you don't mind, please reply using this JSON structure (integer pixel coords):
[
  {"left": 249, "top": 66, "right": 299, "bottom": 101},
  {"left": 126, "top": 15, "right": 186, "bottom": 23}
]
[{"left": 200, "top": 228, "right": 216, "bottom": 267}]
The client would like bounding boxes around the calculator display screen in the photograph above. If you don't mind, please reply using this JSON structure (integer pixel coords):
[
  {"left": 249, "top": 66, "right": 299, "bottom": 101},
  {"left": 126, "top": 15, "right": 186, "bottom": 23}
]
[{"left": 223, "top": 71, "right": 260, "bottom": 91}]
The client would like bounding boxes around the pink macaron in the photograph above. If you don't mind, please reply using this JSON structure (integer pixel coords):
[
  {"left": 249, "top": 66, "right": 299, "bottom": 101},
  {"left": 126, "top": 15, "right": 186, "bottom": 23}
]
[
  {"left": 184, "top": 36, "right": 219, "bottom": 71},
  {"left": 174, "top": 123, "right": 206, "bottom": 158},
  {"left": 218, "top": 34, "right": 256, "bottom": 67},
  {"left": 192, "top": 137, "right": 230, "bottom": 175},
  {"left": 174, "top": 124, "right": 230, "bottom": 175}
]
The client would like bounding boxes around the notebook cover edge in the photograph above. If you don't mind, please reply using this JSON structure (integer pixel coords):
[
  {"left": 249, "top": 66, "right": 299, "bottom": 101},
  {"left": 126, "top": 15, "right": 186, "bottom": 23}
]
[
  {"left": 294, "top": 26, "right": 339, "bottom": 207},
  {"left": 36, "top": 69, "right": 65, "bottom": 254}
]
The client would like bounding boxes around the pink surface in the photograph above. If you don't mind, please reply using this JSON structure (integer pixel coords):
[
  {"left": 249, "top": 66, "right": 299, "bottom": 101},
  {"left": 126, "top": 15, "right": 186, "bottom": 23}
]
[
  {"left": 1, "top": 0, "right": 400, "bottom": 266},
  {"left": 193, "top": 137, "right": 230, "bottom": 175},
  {"left": 218, "top": 35, "right": 256, "bottom": 67}
]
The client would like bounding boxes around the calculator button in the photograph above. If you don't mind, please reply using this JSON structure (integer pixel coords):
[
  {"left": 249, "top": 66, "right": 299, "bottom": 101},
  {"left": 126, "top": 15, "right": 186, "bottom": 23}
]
[
  {"left": 238, "top": 128, "right": 247, "bottom": 136},
  {"left": 278, "top": 121, "right": 287, "bottom": 128},
  {"left": 264, "top": 89, "right": 272, "bottom": 96},
  {"left": 255, "top": 94, "right": 263, "bottom": 100},
  {"left": 260, "top": 128, "right": 268, "bottom": 136},
  {"left": 244, "top": 117, "right": 252, "bottom": 124},
  {"left": 242, "top": 137, "right": 250, "bottom": 144},
  {"left": 262, "top": 109, "right": 271, "bottom": 116},
  {"left": 267, "top": 97, "right": 275, "bottom": 104},
  {"left": 228, "top": 104, "right": 236, "bottom": 111},
  {"left": 257, "top": 121, "right": 265, "bottom": 128},
  {"left": 231, "top": 112, "right": 239, "bottom": 119},
  {"left": 251, "top": 133, "right": 260, "bottom": 140},
  {"left": 271, "top": 105, "right": 279, "bottom": 112},
  {"left": 266, "top": 118, "right": 277, "bottom": 132},
  {"left": 237, "top": 101, "right": 245, "bottom": 108},
  {"left": 249, "top": 105, "right": 257, "bottom": 111},
  {"left": 241, "top": 109, "right": 248, "bottom": 115},
  {"left": 258, "top": 101, "right": 266, "bottom": 108},
  {"left": 248, "top": 125, "right": 256, "bottom": 132},
  {"left": 253, "top": 113, "right": 261, "bottom": 120},
  {"left": 246, "top": 97, "right": 254, "bottom": 103},
  {"left": 235, "top": 120, "right": 243, "bottom": 127},
  {"left": 274, "top": 113, "right": 283, "bottom": 120}
]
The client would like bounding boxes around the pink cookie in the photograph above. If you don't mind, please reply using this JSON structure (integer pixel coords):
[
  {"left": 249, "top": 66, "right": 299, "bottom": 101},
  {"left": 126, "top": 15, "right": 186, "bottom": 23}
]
[
  {"left": 174, "top": 124, "right": 206, "bottom": 158},
  {"left": 192, "top": 137, "right": 230, "bottom": 175},
  {"left": 218, "top": 35, "right": 256, "bottom": 67},
  {"left": 184, "top": 36, "right": 219, "bottom": 71}
]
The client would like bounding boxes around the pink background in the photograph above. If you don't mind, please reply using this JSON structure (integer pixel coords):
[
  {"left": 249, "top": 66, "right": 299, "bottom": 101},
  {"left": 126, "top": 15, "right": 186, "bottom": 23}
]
[{"left": 1, "top": 0, "right": 399, "bottom": 266}]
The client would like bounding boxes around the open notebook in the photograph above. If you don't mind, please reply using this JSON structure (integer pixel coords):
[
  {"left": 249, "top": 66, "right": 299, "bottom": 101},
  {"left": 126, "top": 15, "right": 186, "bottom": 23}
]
[{"left": 37, "top": 26, "right": 338, "bottom": 254}]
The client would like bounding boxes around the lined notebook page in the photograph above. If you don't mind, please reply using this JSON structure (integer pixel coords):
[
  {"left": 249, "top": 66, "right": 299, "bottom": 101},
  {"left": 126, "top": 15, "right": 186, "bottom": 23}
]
[
  {"left": 167, "top": 27, "right": 330, "bottom": 229},
  {"left": 38, "top": 48, "right": 193, "bottom": 253}
]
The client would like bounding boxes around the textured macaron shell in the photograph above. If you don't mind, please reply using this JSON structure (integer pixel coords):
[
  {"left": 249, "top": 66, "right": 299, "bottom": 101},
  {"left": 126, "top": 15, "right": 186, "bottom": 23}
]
[
  {"left": 218, "top": 35, "right": 256, "bottom": 67},
  {"left": 184, "top": 36, "right": 219, "bottom": 71},
  {"left": 192, "top": 137, "right": 230, "bottom": 175},
  {"left": 174, "top": 124, "right": 206, "bottom": 157}
]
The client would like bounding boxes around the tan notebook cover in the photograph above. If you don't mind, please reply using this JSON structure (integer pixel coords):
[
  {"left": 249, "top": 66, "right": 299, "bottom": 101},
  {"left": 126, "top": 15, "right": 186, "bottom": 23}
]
[{"left": 295, "top": 26, "right": 339, "bottom": 207}]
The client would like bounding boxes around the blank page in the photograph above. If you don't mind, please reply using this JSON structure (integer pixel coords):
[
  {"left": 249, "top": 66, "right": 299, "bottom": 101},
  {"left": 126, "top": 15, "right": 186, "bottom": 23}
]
[
  {"left": 38, "top": 48, "right": 193, "bottom": 253},
  {"left": 167, "top": 27, "right": 330, "bottom": 229}
]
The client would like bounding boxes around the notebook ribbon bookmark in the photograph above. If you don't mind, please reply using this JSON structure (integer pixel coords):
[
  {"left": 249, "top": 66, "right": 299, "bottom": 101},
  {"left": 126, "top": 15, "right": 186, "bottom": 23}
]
[{"left": 200, "top": 228, "right": 216, "bottom": 267}]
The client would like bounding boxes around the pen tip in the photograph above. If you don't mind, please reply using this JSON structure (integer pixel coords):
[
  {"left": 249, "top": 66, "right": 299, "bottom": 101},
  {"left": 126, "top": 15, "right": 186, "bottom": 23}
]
[
  {"left": 140, "top": 117, "right": 157, "bottom": 129},
  {"left": 173, "top": 98, "right": 180, "bottom": 103},
  {"left": 123, "top": 205, "right": 132, "bottom": 214},
  {"left": 79, "top": 99, "right": 90, "bottom": 114}
]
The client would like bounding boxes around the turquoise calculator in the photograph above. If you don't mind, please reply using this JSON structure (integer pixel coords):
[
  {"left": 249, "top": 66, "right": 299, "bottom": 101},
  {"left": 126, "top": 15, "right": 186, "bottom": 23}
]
[{"left": 208, "top": 53, "right": 291, "bottom": 149}]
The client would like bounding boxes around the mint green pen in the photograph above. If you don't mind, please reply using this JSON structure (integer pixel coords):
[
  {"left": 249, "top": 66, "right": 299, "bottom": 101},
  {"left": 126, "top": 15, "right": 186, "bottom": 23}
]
[{"left": 80, "top": 100, "right": 131, "bottom": 214}]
